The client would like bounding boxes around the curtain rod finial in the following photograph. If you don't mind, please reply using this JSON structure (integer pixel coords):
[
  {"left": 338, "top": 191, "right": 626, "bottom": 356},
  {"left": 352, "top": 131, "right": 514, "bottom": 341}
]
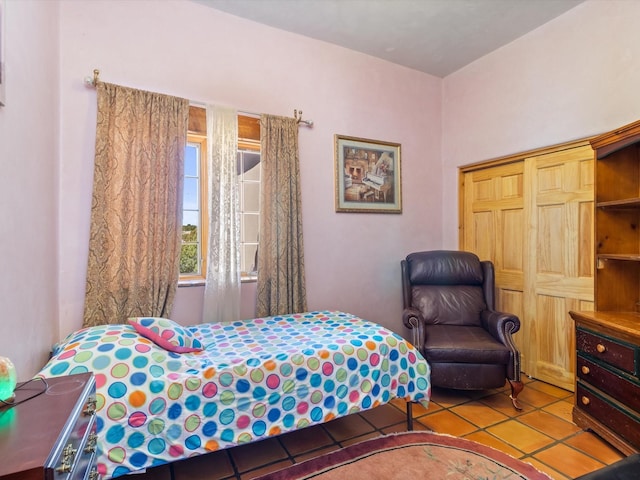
[{"left": 85, "top": 69, "right": 100, "bottom": 88}]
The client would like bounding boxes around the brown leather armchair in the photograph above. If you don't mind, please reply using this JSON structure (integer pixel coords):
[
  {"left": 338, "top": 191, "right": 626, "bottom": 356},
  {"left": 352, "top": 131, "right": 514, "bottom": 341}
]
[{"left": 401, "top": 250, "right": 524, "bottom": 409}]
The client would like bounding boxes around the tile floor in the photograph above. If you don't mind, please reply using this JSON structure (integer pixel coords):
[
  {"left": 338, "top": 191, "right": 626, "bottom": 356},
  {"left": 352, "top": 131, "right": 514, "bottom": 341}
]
[{"left": 136, "top": 376, "right": 626, "bottom": 480}]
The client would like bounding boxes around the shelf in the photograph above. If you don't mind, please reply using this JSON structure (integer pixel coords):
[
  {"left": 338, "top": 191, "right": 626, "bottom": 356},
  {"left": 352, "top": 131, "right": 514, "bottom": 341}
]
[
  {"left": 597, "top": 254, "right": 640, "bottom": 262},
  {"left": 597, "top": 198, "right": 640, "bottom": 209}
]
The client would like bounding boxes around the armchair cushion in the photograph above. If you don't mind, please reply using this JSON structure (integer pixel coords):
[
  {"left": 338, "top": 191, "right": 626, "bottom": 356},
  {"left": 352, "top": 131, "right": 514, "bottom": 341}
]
[
  {"left": 424, "top": 325, "right": 511, "bottom": 364},
  {"left": 406, "top": 250, "right": 484, "bottom": 286},
  {"left": 411, "top": 285, "right": 484, "bottom": 326}
]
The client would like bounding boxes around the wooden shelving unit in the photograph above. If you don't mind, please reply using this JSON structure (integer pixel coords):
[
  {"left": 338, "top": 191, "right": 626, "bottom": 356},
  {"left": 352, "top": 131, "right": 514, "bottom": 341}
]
[{"left": 570, "top": 119, "right": 640, "bottom": 455}]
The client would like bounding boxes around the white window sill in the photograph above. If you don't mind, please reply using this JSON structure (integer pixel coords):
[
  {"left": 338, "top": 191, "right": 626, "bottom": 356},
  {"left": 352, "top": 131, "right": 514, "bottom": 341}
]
[{"left": 178, "top": 275, "right": 257, "bottom": 288}]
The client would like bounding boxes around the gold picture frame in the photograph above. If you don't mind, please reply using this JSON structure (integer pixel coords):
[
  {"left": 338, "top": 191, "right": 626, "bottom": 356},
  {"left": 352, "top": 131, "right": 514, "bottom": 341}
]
[{"left": 334, "top": 134, "right": 402, "bottom": 213}]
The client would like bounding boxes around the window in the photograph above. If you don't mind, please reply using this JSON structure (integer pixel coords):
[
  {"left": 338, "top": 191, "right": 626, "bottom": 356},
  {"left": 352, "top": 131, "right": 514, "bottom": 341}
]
[
  {"left": 180, "top": 135, "right": 207, "bottom": 279},
  {"left": 180, "top": 108, "right": 260, "bottom": 282},
  {"left": 238, "top": 149, "right": 261, "bottom": 278}
]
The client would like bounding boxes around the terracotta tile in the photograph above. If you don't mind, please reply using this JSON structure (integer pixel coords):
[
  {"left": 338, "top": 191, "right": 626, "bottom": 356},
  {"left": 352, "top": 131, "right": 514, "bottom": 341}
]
[
  {"left": 322, "top": 412, "right": 376, "bottom": 441},
  {"left": 293, "top": 444, "right": 341, "bottom": 463},
  {"left": 479, "top": 392, "right": 528, "bottom": 416},
  {"left": 518, "top": 410, "right": 581, "bottom": 440},
  {"left": 429, "top": 387, "right": 472, "bottom": 407},
  {"left": 382, "top": 420, "right": 431, "bottom": 435},
  {"left": 541, "top": 398, "right": 574, "bottom": 423},
  {"left": 360, "top": 403, "right": 408, "bottom": 429},
  {"left": 533, "top": 444, "right": 606, "bottom": 478},
  {"left": 564, "top": 431, "right": 625, "bottom": 465},
  {"left": 389, "top": 397, "right": 410, "bottom": 410},
  {"left": 466, "top": 388, "right": 504, "bottom": 400},
  {"left": 390, "top": 397, "right": 442, "bottom": 418},
  {"left": 516, "top": 386, "right": 563, "bottom": 409},
  {"left": 172, "top": 450, "right": 234, "bottom": 480},
  {"left": 526, "top": 381, "right": 572, "bottom": 399},
  {"left": 339, "top": 431, "right": 383, "bottom": 447},
  {"left": 239, "top": 459, "right": 293, "bottom": 479},
  {"left": 462, "top": 431, "right": 523, "bottom": 459},
  {"left": 135, "top": 464, "right": 172, "bottom": 480},
  {"left": 279, "top": 424, "right": 335, "bottom": 456},
  {"left": 524, "top": 456, "right": 571, "bottom": 480},
  {"left": 229, "top": 437, "right": 288, "bottom": 473},
  {"left": 486, "top": 420, "right": 554, "bottom": 453},
  {"left": 450, "top": 401, "right": 509, "bottom": 428},
  {"left": 417, "top": 409, "right": 478, "bottom": 437}
]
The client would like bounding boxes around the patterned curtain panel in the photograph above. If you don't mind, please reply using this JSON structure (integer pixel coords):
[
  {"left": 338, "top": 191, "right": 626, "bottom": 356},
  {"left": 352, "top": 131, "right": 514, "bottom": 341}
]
[
  {"left": 83, "top": 82, "right": 190, "bottom": 327},
  {"left": 256, "top": 114, "right": 308, "bottom": 317},
  {"left": 202, "top": 105, "right": 241, "bottom": 323}
]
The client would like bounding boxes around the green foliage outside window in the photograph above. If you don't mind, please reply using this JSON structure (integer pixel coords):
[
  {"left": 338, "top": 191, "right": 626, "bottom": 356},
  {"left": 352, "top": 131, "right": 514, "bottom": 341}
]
[{"left": 180, "top": 224, "right": 199, "bottom": 274}]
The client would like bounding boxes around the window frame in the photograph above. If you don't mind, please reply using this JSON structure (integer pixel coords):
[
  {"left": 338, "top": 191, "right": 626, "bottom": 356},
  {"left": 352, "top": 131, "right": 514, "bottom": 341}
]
[
  {"left": 179, "top": 109, "right": 260, "bottom": 284},
  {"left": 180, "top": 133, "right": 208, "bottom": 282},
  {"left": 237, "top": 142, "right": 261, "bottom": 280}
]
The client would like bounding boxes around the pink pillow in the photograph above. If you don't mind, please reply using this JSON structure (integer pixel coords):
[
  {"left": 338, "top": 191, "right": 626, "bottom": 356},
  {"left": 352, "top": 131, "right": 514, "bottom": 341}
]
[{"left": 128, "top": 317, "right": 204, "bottom": 353}]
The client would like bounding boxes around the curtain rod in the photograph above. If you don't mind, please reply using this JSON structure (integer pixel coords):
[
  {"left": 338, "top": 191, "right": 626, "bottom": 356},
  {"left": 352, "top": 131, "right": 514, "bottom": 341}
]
[{"left": 84, "top": 69, "right": 314, "bottom": 128}]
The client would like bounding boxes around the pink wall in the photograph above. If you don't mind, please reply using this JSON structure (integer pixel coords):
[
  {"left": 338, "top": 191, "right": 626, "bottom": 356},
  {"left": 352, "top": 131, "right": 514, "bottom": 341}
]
[
  {"left": 442, "top": 0, "right": 640, "bottom": 247},
  {"left": 57, "top": 0, "right": 442, "bottom": 337},
  {"left": 8, "top": 0, "right": 640, "bottom": 379},
  {"left": 0, "top": 0, "right": 60, "bottom": 379}
]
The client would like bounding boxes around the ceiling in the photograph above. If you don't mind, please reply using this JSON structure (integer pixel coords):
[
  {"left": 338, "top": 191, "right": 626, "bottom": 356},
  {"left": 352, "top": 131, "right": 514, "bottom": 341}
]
[{"left": 193, "top": 0, "right": 584, "bottom": 77}]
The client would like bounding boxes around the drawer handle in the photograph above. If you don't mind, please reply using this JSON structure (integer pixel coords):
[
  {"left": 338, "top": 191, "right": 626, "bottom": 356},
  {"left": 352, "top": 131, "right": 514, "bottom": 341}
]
[
  {"left": 581, "top": 366, "right": 590, "bottom": 375},
  {"left": 84, "top": 432, "right": 98, "bottom": 454},
  {"left": 581, "top": 396, "right": 591, "bottom": 406},
  {"left": 56, "top": 443, "right": 77, "bottom": 473},
  {"left": 56, "top": 460, "right": 72, "bottom": 474},
  {"left": 84, "top": 396, "right": 97, "bottom": 416},
  {"left": 89, "top": 467, "right": 100, "bottom": 480},
  {"left": 596, "top": 343, "right": 607, "bottom": 353}
]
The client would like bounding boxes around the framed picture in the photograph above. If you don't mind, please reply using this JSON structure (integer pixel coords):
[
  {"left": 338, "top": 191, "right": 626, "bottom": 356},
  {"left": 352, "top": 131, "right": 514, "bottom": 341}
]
[{"left": 334, "top": 134, "right": 401, "bottom": 213}]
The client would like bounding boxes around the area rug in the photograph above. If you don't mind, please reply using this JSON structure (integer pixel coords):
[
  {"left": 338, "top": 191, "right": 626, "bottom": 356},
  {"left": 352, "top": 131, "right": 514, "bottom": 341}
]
[{"left": 255, "top": 431, "right": 552, "bottom": 479}]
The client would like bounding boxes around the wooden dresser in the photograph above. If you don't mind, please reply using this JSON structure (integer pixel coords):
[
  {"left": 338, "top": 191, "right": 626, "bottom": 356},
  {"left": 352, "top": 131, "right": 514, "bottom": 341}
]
[
  {"left": 571, "top": 311, "right": 640, "bottom": 454},
  {"left": 0, "top": 373, "right": 99, "bottom": 480},
  {"left": 569, "top": 119, "right": 640, "bottom": 455}
]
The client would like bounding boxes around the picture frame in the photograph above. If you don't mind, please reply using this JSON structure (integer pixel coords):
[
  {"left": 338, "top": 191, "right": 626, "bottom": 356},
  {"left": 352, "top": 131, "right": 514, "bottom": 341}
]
[{"left": 334, "top": 134, "right": 402, "bottom": 213}]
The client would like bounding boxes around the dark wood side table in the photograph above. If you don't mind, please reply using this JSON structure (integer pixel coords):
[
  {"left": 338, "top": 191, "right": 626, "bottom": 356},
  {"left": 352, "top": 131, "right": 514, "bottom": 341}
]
[{"left": 0, "top": 372, "right": 98, "bottom": 480}]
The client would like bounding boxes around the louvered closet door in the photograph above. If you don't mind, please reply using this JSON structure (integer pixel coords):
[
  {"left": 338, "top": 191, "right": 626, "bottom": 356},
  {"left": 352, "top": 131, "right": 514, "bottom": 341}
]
[
  {"left": 525, "top": 145, "right": 594, "bottom": 391},
  {"left": 462, "top": 161, "right": 527, "bottom": 370}
]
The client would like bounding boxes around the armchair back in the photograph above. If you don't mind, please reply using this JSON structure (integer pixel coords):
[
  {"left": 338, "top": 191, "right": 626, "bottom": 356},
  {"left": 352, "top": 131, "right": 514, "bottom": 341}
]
[{"left": 402, "top": 250, "right": 495, "bottom": 326}]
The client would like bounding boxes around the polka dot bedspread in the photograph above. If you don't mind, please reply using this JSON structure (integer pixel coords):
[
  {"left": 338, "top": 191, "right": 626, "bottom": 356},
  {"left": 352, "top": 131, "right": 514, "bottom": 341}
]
[{"left": 37, "top": 311, "right": 431, "bottom": 479}]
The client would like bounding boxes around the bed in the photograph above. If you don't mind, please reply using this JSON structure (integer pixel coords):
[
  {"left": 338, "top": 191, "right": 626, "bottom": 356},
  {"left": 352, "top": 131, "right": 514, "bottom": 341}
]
[{"left": 37, "top": 311, "right": 431, "bottom": 479}]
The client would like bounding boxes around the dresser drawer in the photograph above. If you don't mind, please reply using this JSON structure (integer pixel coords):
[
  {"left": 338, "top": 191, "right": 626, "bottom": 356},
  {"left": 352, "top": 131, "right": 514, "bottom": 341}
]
[
  {"left": 577, "top": 355, "right": 640, "bottom": 413},
  {"left": 66, "top": 426, "right": 98, "bottom": 480},
  {"left": 576, "top": 383, "right": 640, "bottom": 449},
  {"left": 576, "top": 328, "right": 637, "bottom": 374},
  {"left": 48, "top": 378, "right": 98, "bottom": 480},
  {"left": 0, "top": 373, "right": 99, "bottom": 480}
]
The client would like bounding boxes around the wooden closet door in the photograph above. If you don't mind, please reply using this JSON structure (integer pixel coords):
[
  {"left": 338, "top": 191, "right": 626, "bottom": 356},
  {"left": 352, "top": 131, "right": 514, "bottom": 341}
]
[
  {"left": 461, "top": 141, "right": 594, "bottom": 390},
  {"left": 525, "top": 146, "right": 594, "bottom": 391},
  {"left": 462, "top": 161, "right": 527, "bottom": 365}
]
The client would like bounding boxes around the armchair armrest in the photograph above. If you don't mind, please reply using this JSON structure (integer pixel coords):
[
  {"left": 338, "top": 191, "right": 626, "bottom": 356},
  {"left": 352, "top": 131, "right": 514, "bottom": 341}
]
[
  {"left": 402, "top": 307, "right": 425, "bottom": 352},
  {"left": 481, "top": 309, "right": 520, "bottom": 346},
  {"left": 482, "top": 309, "right": 522, "bottom": 384}
]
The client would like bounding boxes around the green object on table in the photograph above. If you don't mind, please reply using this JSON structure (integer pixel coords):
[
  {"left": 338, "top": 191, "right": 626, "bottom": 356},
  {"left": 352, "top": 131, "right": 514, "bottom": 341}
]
[{"left": 0, "top": 356, "right": 17, "bottom": 402}]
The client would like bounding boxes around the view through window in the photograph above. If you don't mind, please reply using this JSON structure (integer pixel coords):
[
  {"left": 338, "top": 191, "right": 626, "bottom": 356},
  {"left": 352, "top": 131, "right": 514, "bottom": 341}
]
[{"left": 180, "top": 110, "right": 260, "bottom": 281}]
